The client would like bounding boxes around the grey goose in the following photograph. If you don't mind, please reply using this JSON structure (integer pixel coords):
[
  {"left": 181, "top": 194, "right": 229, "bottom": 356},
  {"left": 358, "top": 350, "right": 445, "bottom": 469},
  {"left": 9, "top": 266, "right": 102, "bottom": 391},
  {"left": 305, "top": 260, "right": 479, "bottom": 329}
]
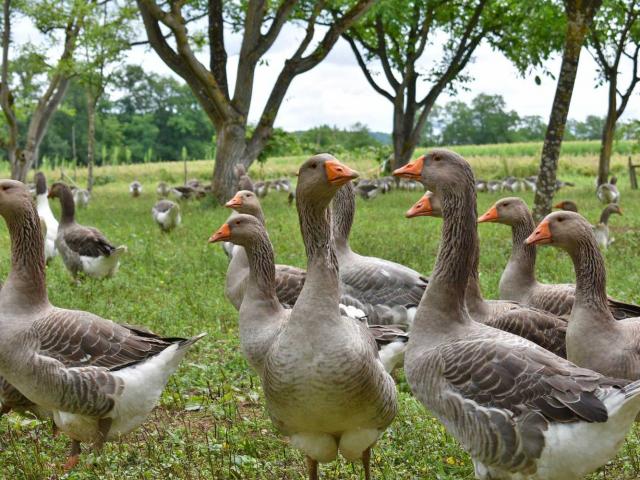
[
  {"left": 478, "top": 197, "right": 640, "bottom": 319},
  {"left": 151, "top": 199, "right": 181, "bottom": 232},
  {"left": 0, "top": 179, "right": 204, "bottom": 469},
  {"left": 394, "top": 150, "right": 640, "bottom": 480}
]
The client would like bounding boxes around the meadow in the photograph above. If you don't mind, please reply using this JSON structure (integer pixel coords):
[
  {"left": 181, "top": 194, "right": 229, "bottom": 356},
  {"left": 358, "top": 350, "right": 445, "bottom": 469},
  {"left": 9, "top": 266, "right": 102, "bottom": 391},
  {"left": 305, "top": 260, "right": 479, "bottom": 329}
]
[{"left": 1, "top": 147, "right": 640, "bottom": 479}]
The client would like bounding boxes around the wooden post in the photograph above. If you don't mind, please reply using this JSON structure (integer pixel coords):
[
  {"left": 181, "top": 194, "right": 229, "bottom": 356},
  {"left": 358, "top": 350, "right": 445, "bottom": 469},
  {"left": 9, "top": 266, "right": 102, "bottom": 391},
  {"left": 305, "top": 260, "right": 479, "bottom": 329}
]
[{"left": 629, "top": 156, "right": 638, "bottom": 190}]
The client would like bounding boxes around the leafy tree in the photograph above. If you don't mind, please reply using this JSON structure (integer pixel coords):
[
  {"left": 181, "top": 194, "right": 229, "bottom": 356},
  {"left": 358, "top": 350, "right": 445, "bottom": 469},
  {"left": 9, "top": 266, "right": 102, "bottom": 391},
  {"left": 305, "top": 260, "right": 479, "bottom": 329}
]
[
  {"left": 566, "top": 115, "right": 605, "bottom": 140},
  {"left": 532, "top": 0, "right": 603, "bottom": 220},
  {"left": 0, "top": 0, "right": 87, "bottom": 181},
  {"left": 136, "top": 0, "right": 375, "bottom": 203},
  {"left": 587, "top": 0, "right": 640, "bottom": 185},
  {"left": 513, "top": 115, "right": 547, "bottom": 142}
]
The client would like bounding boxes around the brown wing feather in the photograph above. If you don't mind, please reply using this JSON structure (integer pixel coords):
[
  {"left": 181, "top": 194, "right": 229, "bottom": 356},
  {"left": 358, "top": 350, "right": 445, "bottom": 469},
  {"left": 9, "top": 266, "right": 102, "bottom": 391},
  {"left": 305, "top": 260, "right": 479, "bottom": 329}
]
[
  {"left": 274, "top": 264, "right": 306, "bottom": 308},
  {"left": 63, "top": 225, "right": 116, "bottom": 257}
]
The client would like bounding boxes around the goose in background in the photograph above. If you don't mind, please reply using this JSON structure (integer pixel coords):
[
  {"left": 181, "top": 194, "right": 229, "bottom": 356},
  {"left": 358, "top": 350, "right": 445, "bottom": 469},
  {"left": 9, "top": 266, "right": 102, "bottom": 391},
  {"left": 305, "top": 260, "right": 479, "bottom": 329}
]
[
  {"left": 394, "top": 149, "right": 640, "bottom": 480},
  {"left": 475, "top": 179, "right": 487, "bottom": 192},
  {"left": 234, "top": 164, "right": 254, "bottom": 192},
  {"left": 254, "top": 180, "right": 269, "bottom": 198},
  {"left": 597, "top": 175, "right": 619, "bottom": 204},
  {"left": 593, "top": 203, "right": 622, "bottom": 250},
  {"left": 487, "top": 180, "right": 502, "bottom": 192},
  {"left": 553, "top": 200, "right": 578, "bottom": 212},
  {"left": 49, "top": 182, "right": 126, "bottom": 279},
  {"left": 332, "top": 182, "right": 428, "bottom": 327},
  {"left": 129, "top": 180, "right": 142, "bottom": 197},
  {"left": 222, "top": 190, "right": 408, "bottom": 372},
  {"left": 156, "top": 181, "right": 170, "bottom": 198},
  {"left": 151, "top": 200, "right": 181, "bottom": 232},
  {"left": 406, "top": 191, "right": 567, "bottom": 357},
  {"left": 214, "top": 155, "right": 397, "bottom": 479},
  {"left": 478, "top": 196, "right": 640, "bottom": 319},
  {"left": 34, "top": 172, "right": 58, "bottom": 263},
  {"left": 527, "top": 211, "right": 640, "bottom": 380},
  {"left": 0, "top": 179, "right": 205, "bottom": 469},
  {"left": 71, "top": 187, "right": 90, "bottom": 209}
]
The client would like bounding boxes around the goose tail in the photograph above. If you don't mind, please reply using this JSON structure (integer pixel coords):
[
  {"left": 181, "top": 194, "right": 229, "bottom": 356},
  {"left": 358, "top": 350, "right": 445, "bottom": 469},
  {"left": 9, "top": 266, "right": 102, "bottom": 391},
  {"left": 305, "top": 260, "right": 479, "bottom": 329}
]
[{"left": 178, "top": 332, "right": 207, "bottom": 350}]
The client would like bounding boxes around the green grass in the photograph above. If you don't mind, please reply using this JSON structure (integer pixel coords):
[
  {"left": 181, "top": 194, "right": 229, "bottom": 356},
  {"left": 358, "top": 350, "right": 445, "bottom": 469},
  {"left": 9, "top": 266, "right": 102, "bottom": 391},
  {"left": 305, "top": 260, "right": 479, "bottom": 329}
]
[{"left": 1, "top": 155, "right": 640, "bottom": 479}]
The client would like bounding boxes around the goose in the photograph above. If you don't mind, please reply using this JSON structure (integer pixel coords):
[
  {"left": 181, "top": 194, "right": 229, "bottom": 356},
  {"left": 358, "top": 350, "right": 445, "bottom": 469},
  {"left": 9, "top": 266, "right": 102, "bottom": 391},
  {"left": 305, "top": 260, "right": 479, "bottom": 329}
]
[
  {"left": 151, "top": 200, "right": 181, "bottom": 232},
  {"left": 478, "top": 197, "right": 640, "bottom": 319},
  {"left": 254, "top": 180, "right": 269, "bottom": 198},
  {"left": 406, "top": 191, "right": 567, "bottom": 357},
  {"left": 170, "top": 185, "right": 198, "bottom": 200},
  {"left": 475, "top": 179, "right": 488, "bottom": 192},
  {"left": 34, "top": 172, "right": 59, "bottom": 263},
  {"left": 213, "top": 155, "right": 397, "bottom": 479},
  {"left": 487, "top": 180, "right": 501, "bottom": 193},
  {"left": 156, "top": 182, "right": 170, "bottom": 198},
  {"left": 71, "top": 187, "right": 90, "bottom": 209},
  {"left": 394, "top": 149, "right": 640, "bottom": 480},
  {"left": 129, "top": 180, "right": 142, "bottom": 197},
  {"left": 49, "top": 182, "right": 127, "bottom": 279},
  {"left": 526, "top": 211, "right": 640, "bottom": 379},
  {"left": 234, "top": 164, "right": 254, "bottom": 192},
  {"left": 593, "top": 203, "right": 622, "bottom": 250},
  {"left": 523, "top": 175, "right": 537, "bottom": 192},
  {"left": 223, "top": 190, "right": 408, "bottom": 372},
  {"left": 331, "top": 182, "right": 428, "bottom": 327},
  {"left": 0, "top": 179, "right": 205, "bottom": 469},
  {"left": 597, "top": 176, "right": 619, "bottom": 204},
  {"left": 553, "top": 200, "right": 578, "bottom": 212}
]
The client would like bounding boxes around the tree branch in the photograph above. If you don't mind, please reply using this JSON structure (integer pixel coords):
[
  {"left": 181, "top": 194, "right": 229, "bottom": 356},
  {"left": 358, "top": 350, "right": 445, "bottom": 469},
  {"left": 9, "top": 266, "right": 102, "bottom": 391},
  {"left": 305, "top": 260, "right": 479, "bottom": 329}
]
[
  {"left": 343, "top": 32, "right": 394, "bottom": 101},
  {"left": 0, "top": 0, "right": 17, "bottom": 156},
  {"left": 208, "top": 0, "right": 228, "bottom": 98}
]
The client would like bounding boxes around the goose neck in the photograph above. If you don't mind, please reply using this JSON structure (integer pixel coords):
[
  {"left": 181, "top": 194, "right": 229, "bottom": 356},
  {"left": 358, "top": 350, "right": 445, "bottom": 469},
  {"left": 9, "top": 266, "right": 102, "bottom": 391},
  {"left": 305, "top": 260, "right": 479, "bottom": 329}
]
[
  {"left": 331, "top": 183, "right": 355, "bottom": 253},
  {"left": 508, "top": 215, "right": 537, "bottom": 283},
  {"left": 244, "top": 231, "right": 280, "bottom": 312},
  {"left": 569, "top": 236, "right": 610, "bottom": 315},
  {"left": 57, "top": 187, "right": 75, "bottom": 224}
]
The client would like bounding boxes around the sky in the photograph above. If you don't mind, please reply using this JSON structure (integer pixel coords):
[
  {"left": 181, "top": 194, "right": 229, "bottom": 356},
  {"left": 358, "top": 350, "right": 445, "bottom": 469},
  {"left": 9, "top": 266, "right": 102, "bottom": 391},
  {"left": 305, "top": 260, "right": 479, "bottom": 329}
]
[{"left": 17, "top": 14, "right": 640, "bottom": 134}]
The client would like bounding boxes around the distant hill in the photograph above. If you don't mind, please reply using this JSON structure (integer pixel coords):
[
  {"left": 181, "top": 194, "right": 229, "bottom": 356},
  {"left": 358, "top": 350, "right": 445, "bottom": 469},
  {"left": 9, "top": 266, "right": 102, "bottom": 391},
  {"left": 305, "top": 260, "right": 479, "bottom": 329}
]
[{"left": 369, "top": 131, "right": 391, "bottom": 144}]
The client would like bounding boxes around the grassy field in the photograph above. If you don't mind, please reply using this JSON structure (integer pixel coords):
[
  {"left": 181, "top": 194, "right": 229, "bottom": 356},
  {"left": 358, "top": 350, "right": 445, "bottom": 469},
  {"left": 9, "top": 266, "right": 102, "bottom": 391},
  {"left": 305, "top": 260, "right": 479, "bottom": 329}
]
[{"left": 1, "top": 151, "right": 640, "bottom": 479}]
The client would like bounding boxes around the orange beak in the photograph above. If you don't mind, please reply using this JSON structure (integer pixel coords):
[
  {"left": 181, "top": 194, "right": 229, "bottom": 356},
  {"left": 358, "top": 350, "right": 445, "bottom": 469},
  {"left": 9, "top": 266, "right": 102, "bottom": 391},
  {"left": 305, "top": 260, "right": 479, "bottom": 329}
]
[
  {"left": 525, "top": 220, "right": 552, "bottom": 245},
  {"left": 225, "top": 194, "right": 242, "bottom": 209},
  {"left": 208, "top": 223, "right": 231, "bottom": 243},
  {"left": 478, "top": 205, "right": 499, "bottom": 223},
  {"left": 553, "top": 202, "right": 564, "bottom": 210},
  {"left": 325, "top": 159, "right": 359, "bottom": 186},
  {"left": 393, "top": 155, "right": 424, "bottom": 180},
  {"left": 406, "top": 194, "right": 433, "bottom": 218}
]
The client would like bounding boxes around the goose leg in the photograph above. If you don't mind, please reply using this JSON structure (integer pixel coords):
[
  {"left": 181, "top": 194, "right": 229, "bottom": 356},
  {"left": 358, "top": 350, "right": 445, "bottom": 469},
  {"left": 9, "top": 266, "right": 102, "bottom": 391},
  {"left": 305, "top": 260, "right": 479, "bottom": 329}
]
[
  {"left": 362, "top": 448, "right": 371, "bottom": 480},
  {"left": 63, "top": 440, "right": 81, "bottom": 471},
  {"left": 95, "top": 417, "right": 112, "bottom": 451},
  {"left": 306, "top": 456, "right": 318, "bottom": 480}
]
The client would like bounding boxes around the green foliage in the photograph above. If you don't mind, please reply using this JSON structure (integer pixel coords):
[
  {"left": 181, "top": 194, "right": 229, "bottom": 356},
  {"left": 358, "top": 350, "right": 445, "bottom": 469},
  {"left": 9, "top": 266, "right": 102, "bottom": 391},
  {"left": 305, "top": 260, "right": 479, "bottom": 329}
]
[{"left": 1, "top": 159, "right": 640, "bottom": 478}]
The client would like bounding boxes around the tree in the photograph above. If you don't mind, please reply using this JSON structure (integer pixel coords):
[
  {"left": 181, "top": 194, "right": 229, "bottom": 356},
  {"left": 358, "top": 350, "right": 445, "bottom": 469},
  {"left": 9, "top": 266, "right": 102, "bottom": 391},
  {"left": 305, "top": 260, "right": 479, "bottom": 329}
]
[
  {"left": 532, "top": 0, "right": 603, "bottom": 220},
  {"left": 342, "top": 0, "right": 558, "bottom": 169},
  {"left": 0, "top": 0, "right": 86, "bottom": 181},
  {"left": 77, "top": 1, "right": 135, "bottom": 191},
  {"left": 136, "top": 0, "right": 374, "bottom": 203},
  {"left": 587, "top": 0, "right": 640, "bottom": 185}
]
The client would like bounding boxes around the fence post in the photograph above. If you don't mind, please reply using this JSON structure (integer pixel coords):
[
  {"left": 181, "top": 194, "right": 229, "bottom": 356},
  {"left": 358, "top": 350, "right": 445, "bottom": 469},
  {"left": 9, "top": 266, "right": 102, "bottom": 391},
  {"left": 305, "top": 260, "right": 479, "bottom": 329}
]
[{"left": 629, "top": 156, "right": 638, "bottom": 190}]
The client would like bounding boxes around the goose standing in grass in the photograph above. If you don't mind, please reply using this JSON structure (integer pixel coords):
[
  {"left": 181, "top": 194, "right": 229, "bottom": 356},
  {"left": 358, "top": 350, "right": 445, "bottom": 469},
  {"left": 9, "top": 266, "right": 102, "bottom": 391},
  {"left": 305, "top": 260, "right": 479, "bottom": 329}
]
[
  {"left": 597, "top": 175, "right": 619, "bottom": 204},
  {"left": 406, "top": 191, "right": 567, "bottom": 357},
  {"left": 49, "top": 182, "right": 126, "bottom": 279},
  {"left": 151, "top": 200, "right": 181, "bottom": 232},
  {"left": 527, "top": 211, "right": 640, "bottom": 380},
  {"left": 593, "top": 203, "right": 622, "bottom": 250},
  {"left": 0, "top": 179, "right": 205, "bottom": 469},
  {"left": 394, "top": 149, "right": 640, "bottom": 480},
  {"left": 34, "top": 172, "right": 58, "bottom": 263},
  {"left": 213, "top": 155, "right": 397, "bottom": 479},
  {"left": 478, "top": 196, "right": 640, "bottom": 319},
  {"left": 129, "top": 180, "right": 142, "bottom": 197},
  {"left": 72, "top": 187, "right": 90, "bottom": 208},
  {"left": 331, "top": 182, "right": 428, "bottom": 326},
  {"left": 234, "top": 164, "right": 254, "bottom": 192},
  {"left": 222, "top": 190, "right": 408, "bottom": 372},
  {"left": 156, "top": 181, "right": 170, "bottom": 198}
]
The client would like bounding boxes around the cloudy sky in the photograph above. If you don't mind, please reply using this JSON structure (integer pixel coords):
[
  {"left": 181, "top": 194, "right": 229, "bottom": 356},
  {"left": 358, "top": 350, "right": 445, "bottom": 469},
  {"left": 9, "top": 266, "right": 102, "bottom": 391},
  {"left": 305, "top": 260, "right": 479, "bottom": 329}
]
[{"left": 19, "top": 14, "right": 640, "bottom": 134}]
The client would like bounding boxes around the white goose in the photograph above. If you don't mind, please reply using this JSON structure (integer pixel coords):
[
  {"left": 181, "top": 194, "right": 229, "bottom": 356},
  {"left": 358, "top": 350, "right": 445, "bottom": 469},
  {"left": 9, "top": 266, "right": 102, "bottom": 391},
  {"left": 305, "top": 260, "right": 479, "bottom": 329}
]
[
  {"left": 34, "top": 171, "right": 59, "bottom": 263},
  {"left": 0, "top": 179, "right": 204, "bottom": 469},
  {"left": 394, "top": 150, "right": 640, "bottom": 480}
]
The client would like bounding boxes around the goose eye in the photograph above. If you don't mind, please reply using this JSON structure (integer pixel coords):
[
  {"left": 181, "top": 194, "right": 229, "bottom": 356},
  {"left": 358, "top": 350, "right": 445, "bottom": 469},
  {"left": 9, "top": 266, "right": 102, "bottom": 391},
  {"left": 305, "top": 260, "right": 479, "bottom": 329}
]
[
  {"left": 310, "top": 163, "right": 317, "bottom": 169},
  {"left": 557, "top": 218, "right": 564, "bottom": 222}
]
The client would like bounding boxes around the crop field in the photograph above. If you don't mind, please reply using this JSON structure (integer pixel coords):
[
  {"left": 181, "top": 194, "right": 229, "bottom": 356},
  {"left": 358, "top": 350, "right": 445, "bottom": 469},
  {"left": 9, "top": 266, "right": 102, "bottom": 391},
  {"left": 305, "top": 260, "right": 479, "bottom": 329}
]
[{"left": 1, "top": 149, "right": 640, "bottom": 479}]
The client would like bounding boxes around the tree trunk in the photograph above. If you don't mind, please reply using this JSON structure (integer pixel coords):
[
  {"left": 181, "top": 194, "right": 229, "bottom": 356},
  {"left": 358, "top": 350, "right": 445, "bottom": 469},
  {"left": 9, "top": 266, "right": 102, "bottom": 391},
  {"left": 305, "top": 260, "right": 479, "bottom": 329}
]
[
  {"left": 532, "top": 21, "right": 588, "bottom": 221},
  {"left": 87, "top": 93, "right": 96, "bottom": 192},
  {"left": 211, "top": 123, "right": 251, "bottom": 203},
  {"left": 597, "top": 77, "right": 617, "bottom": 186}
]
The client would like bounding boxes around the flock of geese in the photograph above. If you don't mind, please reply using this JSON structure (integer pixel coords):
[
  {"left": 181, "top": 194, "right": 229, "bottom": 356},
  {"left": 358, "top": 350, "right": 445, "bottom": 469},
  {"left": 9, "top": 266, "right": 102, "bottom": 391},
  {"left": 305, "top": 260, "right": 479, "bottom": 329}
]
[{"left": 0, "top": 149, "right": 639, "bottom": 479}]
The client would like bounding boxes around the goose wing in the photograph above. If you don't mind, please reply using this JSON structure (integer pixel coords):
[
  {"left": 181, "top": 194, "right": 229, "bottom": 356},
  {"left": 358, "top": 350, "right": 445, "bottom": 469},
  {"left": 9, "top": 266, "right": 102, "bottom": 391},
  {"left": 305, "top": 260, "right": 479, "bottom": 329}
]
[
  {"left": 274, "top": 264, "right": 306, "bottom": 308},
  {"left": 62, "top": 225, "right": 116, "bottom": 257}
]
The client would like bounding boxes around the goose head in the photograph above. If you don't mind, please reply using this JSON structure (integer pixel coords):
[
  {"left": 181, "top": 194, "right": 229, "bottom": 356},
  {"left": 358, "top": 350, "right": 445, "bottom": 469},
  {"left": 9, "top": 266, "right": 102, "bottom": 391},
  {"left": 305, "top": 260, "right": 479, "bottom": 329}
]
[
  {"left": 526, "top": 211, "right": 593, "bottom": 251},
  {"left": 0, "top": 179, "right": 31, "bottom": 219},
  {"left": 602, "top": 203, "right": 623, "bottom": 217},
  {"left": 393, "top": 149, "right": 471, "bottom": 192},
  {"left": 225, "top": 190, "right": 261, "bottom": 216},
  {"left": 208, "top": 213, "right": 264, "bottom": 247},
  {"left": 34, "top": 172, "right": 47, "bottom": 196},
  {"left": 406, "top": 191, "right": 441, "bottom": 218},
  {"left": 553, "top": 200, "right": 578, "bottom": 212},
  {"left": 478, "top": 197, "right": 529, "bottom": 226},
  {"left": 296, "top": 154, "right": 359, "bottom": 206},
  {"left": 48, "top": 182, "right": 69, "bottom": 199}
]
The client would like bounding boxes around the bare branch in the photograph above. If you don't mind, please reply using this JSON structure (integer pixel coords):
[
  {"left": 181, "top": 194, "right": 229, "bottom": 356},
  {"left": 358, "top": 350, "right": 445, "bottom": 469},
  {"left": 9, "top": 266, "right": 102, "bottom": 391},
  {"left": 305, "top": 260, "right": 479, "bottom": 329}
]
[{"left": 343, "top": 32, "right": 394, "bottom": 102}]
